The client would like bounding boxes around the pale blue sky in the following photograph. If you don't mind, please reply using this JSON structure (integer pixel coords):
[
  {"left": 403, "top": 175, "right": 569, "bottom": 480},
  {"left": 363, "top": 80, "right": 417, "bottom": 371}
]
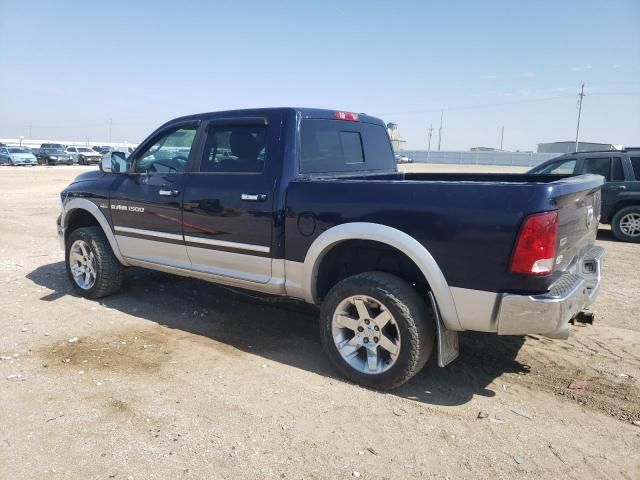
[{"left": 1, "top": 0, "right": 639, "bottom": 150}]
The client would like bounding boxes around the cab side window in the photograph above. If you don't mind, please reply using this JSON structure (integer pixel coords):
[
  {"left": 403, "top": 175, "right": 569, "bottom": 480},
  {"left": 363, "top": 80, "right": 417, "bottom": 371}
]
[
  {"left": 199, "top": 125, "right": 266, "bottom": 173},
  {"left": 133, "top": 126, "right": 197, "bottom": 174}
]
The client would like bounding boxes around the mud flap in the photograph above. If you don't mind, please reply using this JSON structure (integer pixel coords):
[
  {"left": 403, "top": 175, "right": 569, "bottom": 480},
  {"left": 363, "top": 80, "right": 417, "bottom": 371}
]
[{"left": 428, "top": 291, "right": 459, "bottom": 367}]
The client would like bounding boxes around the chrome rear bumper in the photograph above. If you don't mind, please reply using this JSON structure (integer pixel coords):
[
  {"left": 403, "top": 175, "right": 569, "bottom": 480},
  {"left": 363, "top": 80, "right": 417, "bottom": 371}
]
[{"left": 497, "top": 246, "right": 604, "bottom": 339}]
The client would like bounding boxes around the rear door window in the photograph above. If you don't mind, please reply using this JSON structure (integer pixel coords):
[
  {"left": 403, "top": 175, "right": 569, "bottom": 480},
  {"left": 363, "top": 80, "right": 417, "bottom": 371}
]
[
  {"left": 630, "top": 157, "right": 640, "bottom": 180},
  {"left": 611, "top": 157, "right": 625, "bottom": 181},
  {"left": 300, "top": 120, "right": 394, "bottom": 174},
  {"left": 583, "top": 157, "right": 612, "bottom": 181}
]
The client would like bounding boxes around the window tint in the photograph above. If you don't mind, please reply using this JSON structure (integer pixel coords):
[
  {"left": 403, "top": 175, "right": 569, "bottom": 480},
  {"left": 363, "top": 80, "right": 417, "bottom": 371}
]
[
  {"left": 536, "top": 159, "right": 576, "bottom": 174},
  {"left": 68, "top": 147, "right": 77, "bottom": 152},
  {"left": 134, "top": 126, "right": 196, "bottom": 174},
  {"left": 631, "top": 157, "right": 640, "bottom": 180},
  {"left": 583, "top": 157, "right": 612, "bottom": 181},
  {"left": 301, "top": 120, "right": 394, "bottom": 174},
  {"left": 199, "top": 125, "right": 266, "bottom": 173},
  {"left": 611, "top": 157, "right": 624, "bottom": 181}
]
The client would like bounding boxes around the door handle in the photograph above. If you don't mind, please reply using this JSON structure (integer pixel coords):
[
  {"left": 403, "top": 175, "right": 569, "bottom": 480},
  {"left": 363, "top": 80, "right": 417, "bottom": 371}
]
[
  {"left": 159, "top": 189, "right": 180, "bottom": 197},
  {"left": 606, "top": 185, "right": 626, "bottom": 191},
  {"left": 241, "top": 193, "right": 267, "bottom": 202}
]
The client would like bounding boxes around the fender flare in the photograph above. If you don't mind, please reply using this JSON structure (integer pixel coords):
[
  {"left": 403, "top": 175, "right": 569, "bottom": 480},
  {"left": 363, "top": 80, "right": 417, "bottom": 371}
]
[
  {"left": 61, "top": 198, "right": 128, "bottom": 266},
  {"left": 301, "top": 222, "right": 462, "bottom": 331}
]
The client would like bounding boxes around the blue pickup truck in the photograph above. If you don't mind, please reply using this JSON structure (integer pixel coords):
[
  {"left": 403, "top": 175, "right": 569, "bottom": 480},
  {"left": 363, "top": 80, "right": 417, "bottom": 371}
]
[{"left": 57, "top": 108, "right": 605, "bottom": 389}]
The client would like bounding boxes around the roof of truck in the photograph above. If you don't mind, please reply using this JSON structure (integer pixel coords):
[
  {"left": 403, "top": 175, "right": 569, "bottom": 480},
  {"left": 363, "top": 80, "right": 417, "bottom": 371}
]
[{"left": 167, "top": 107, "right": 386, "bottom": 127}]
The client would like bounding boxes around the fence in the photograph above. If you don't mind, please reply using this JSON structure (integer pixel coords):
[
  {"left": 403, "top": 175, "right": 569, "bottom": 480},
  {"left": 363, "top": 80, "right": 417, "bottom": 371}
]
[{"left": 401, "top": 150, "right": 558, "bottom": 168}]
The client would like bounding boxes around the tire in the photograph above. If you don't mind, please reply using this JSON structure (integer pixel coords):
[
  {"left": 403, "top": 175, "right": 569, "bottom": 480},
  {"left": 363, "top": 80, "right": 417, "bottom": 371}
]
[
  {"left": 78, "top": 156, "right": 84, "bottom": 165},
  {"left": 8, "top": 159, "right": 13, "bottom": 166},
  {"left": 65, "top": 226, "right": 124, "bottom": 298},
  {"left": 319, "top": 272, "right": 435, "bottom": 390},
  {"left": 611, "top": 206, "right": 640, "bottom": 243}
]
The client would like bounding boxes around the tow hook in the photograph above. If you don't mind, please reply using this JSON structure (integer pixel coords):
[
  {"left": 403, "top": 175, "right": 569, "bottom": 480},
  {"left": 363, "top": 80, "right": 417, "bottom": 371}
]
[{"left": 571, "top": 311, "right": 595, "bottom": 325}]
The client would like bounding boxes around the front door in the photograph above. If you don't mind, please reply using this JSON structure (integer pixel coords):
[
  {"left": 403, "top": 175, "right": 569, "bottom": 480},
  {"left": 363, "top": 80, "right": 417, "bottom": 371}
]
[
  {"left": 181, "top": 117, "right": 278, "bottom": 283},
  {"left": 109, "top": 123, "right": 199, "bottom": 270}
]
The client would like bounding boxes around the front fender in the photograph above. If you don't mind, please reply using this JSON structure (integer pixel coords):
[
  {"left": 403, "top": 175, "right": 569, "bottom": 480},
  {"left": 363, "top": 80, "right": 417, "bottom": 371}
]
[{"left": 60, "top": 198, "right": 128, "bottom": 266}]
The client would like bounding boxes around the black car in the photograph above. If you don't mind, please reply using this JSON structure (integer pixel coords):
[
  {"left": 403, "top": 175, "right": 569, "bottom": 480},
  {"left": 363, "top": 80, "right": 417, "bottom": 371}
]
[
  {"left": 529, "top": 150, "right": 640, "bottom": 242},
  {"left": 37, "top": 148, "right": 74, "bottom": 166}
]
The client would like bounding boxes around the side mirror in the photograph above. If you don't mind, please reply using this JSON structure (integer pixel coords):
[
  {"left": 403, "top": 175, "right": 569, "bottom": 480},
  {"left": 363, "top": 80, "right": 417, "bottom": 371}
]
[{"left": 100, "top": 155, "right": 112, "bottom": 173}]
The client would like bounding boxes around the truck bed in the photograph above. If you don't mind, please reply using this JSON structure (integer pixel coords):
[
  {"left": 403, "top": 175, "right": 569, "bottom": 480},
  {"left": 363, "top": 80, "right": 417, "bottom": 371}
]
[{"left": 285, "top": 173, "right": 604, "bottom": 295}]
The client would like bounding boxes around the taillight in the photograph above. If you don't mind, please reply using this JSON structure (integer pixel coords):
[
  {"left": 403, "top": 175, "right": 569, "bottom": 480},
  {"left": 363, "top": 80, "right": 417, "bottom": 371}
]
[
  {"left": 510, "top": 211, "right": 558, "bottom": 275},
  {"left": 335, "top": 111, "right": 359, "bottom": 121}
]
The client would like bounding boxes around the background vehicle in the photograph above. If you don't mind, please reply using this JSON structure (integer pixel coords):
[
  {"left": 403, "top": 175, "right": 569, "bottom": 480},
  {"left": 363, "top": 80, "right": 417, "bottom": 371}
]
[
  {"left": 40, "top": 143, "right": 66, "bottom": 150},
  {"left": 0, "top": 147, "right": 38, "bottom": 166},
  {"left": 57, "top": 108, "right": 604, "bottom": 390},
  {"left": 65, "top": 146, "right": 102, "bottom": 165},
  {"left": 395, "top": 153, "right": 414, "bottom": 164},
  {"left": 37, "top": 148, "right": 74, "bottom": 165},
  {"left": 529, "top": 150, "right": 640, "bottom": 242}
]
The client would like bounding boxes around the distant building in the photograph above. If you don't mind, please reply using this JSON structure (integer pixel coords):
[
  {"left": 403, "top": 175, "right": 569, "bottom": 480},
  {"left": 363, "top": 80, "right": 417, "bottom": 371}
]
[
  {"left": 537, "top": 141, "right": 622, "bottom": 154},
  {"left": 470, "top": 147, "right": 499, "bottom": 152},
  {"left": 386, "top": 122, "right": 406, "bottom": 151}
]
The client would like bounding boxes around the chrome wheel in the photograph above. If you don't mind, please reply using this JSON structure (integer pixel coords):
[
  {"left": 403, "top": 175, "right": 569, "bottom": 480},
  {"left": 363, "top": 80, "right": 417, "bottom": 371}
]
[
  {"left": 69, "top": 240, "right": 97, "bottom": 290},
  {"left": 331, "top": 295, "right": 401, "bottom": 375},
  {"left": 619, "top": 213, "right": 640, "bottom": 237}
]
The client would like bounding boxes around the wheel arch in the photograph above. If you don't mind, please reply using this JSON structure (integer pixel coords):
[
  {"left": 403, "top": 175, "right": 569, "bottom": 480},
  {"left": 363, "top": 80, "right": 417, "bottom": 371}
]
[
  {"left": 300, "top": 222, "right": 462, "bottom": 331},
  {"left": 62, "top": 198, "right": 128, "bottom": 265},
  {"left": 607, "top": 199, "right": 640, "bottom": 223}
]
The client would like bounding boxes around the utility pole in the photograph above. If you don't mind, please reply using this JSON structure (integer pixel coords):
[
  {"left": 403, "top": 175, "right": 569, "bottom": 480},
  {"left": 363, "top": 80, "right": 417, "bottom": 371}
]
[
  {"left": 109, "top": 118, "right": 113, "bottom": 143},
  {"left": 426, "top": 124, "right": 433, "bottom": 162},
  {"left": 500, "top": 126, "right": 504, "bottom": 152},
  {"left": 437, "top": 110, "right": 443, "bottom": 151},
  {"left": 575, "top": 83, "right": 585, "bottom": 152}
]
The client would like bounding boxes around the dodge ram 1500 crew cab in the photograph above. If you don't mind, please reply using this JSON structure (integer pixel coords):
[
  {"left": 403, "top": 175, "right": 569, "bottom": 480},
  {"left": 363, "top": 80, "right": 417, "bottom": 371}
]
[{"left": 57, "top": 108, "right": 605, "bottom": 389}]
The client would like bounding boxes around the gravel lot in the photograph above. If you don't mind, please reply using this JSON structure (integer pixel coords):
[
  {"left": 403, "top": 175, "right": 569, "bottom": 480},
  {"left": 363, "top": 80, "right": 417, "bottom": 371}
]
[{"left": 1, "top": 165, "right": 639, "bottom": 479}]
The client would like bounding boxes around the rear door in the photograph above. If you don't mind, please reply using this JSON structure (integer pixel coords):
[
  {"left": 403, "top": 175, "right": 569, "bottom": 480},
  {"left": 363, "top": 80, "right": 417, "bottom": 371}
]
[
  {"left": 109, "top": 121, "right": 199, "bottom": 269},
  {"left": 180, "top": 115, "right": 280, "bottom": 283},
  {"left": 578, "top": 155, "right": 625, "bottom": 221}
]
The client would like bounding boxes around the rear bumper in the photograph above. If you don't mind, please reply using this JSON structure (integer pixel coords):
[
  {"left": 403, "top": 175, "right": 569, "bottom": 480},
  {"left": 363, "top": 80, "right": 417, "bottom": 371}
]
[{"left": 497, "top": 246, "right": 604, "bottom": 339}]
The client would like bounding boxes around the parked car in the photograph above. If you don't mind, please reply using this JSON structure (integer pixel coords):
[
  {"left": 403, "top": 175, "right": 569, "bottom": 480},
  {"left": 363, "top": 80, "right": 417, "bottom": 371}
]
[
  {"left": 57, "top": 107, "right": 604, "bottom": 390},
  {"left": 529, "top": 150, "right": 640, "bottom": 242},
  {"left": 395, "top": 153, "right": 414, "bottom": 164},
  {"left": 65, "top": 146, "right": 102, "bottom": 165},
  {"left": 40, "top": 143, "right": 66, "bottom": 150},
  {"left": 37, "top": 148, "right": 74, "bottom": 165},
  {"left": 0, "top": 146, "right": 38, "bottom": 166}
]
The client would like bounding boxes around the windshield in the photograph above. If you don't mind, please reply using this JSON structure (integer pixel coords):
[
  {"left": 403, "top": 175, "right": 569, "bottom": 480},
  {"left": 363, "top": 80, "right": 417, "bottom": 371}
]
[
  {"left": 78, "top": 147, "right": 93, "bottom": 152},
  {"left": 8, "top": 148, "right": 28, "bottom": 153}
]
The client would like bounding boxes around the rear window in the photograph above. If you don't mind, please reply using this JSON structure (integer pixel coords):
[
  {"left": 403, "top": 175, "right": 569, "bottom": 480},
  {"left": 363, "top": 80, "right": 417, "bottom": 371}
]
[
  {"left": 583, "top": 157, "right": 612, "bottom": 181},
  {"left": 300, "top": 120, "right": 394, "bottom": 174},
  {"left": 612, "top": 157, "right": 624, "bottom": 181},
  {"left": 631, "top": 157, "right": 640, "bottom": 180}
]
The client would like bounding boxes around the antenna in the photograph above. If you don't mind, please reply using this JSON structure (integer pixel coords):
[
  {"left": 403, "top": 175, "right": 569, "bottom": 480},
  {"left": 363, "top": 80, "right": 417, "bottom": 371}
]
[{"left": 575, "top": 84, "right": 585, "bottom": 152}]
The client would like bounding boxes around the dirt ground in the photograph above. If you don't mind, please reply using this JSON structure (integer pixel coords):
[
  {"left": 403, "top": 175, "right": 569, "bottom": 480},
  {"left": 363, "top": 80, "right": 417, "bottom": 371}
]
[{"left": 1, "top": 164, "right": 639, "bottom": 480}]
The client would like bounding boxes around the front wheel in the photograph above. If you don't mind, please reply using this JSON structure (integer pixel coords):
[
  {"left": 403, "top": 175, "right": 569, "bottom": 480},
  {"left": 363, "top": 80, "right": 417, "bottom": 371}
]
[
  {"left": 320, "top": 272, "right": 435, "bottom": 390},
  {"left": 66, "top": 226, "right": 124, "bottom": 298},
  {"left": 611, "top": 206, "right": 640, "bottom": 243}
]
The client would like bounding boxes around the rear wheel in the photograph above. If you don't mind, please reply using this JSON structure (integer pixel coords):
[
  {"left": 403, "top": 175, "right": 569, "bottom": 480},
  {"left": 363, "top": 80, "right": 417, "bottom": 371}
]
[
  {"left": 611, "top": 206, "right": 640, "bottom": 243},
  {"left": 66, "top": 227, "right": 124, "bottom": 298},
  {"left": 320, "top": 272, "right": 435, "bottom": 390}
]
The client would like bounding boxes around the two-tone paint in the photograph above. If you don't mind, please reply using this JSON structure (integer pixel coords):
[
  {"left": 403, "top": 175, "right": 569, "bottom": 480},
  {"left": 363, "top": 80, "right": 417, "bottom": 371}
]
[{"left": 59, "top": 107, "right": 604, "bottom": 338}]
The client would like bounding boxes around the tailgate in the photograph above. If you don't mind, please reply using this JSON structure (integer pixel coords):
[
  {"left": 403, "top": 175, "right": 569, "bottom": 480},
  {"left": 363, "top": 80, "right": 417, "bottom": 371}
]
[{"left": 552, "top": 175, "right": 603, "bottom": 272}]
